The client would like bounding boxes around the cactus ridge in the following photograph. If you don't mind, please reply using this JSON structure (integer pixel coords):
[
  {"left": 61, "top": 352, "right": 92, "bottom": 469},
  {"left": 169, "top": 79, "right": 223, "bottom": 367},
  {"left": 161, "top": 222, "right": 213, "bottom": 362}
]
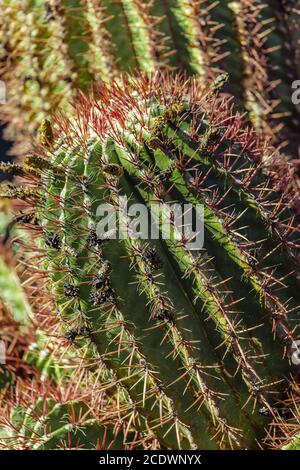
[{"left": 3, "top": 73, "right": 300, "bottom": 449}]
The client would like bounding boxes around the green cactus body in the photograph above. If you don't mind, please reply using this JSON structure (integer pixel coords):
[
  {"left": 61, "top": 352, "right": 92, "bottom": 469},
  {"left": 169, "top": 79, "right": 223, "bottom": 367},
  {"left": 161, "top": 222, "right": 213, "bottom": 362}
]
[
  {"left": 6, "top": 75, "right": 299, "bottom": 449},
  {"left": 0, "top": 253, "right": 34, "bottom": 334},
  {"left": 0, "top": 218, "right": 34, "bottom": 327}
]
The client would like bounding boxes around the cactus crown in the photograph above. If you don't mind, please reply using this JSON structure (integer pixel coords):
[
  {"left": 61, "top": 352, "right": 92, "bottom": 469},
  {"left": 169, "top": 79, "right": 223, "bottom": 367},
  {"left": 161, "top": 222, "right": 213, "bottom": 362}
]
[{"left": 4, "top": 73, "right": 300, "bottom": 449}]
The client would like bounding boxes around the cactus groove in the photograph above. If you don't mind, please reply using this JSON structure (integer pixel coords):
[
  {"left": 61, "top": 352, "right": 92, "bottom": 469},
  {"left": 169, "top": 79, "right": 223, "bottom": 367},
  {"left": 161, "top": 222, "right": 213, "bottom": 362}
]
[{"left": 0, "top": 0, "right": 299, "bottom": 156}]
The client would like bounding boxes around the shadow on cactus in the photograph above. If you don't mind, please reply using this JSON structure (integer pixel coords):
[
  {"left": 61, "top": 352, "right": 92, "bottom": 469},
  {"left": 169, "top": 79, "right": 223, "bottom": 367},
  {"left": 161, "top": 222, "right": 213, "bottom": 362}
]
[
  {"left": 1, "top": 0, "right": 299, "bottom": 157},
  {"left": 1, "top": 73, "right": 300, "bottom": 450}
]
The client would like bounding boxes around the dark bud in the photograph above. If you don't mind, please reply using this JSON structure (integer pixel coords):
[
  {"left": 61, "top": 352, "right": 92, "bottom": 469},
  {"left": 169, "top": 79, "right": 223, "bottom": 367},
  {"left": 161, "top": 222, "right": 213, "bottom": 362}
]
[
  {"left": 102, "top": 163, "right": 123, "bottom": 178},
  {"left": 22, "top": 75, "right": 34, "bottom": 83},
  {"left": 44, "top": 2, "right": 55, "bottom": 21},
  {"left": 93, "top": 260, "right": 112, "bottom": 289},
  {"left": 247, "top": 255, "right": 257, "bottom": 269},
  {"left": 209, "top": 73, "right": 229, "bottom": 94},
  {"left": 93, "top": 277, "right": 108, "bottom": 290},
  {"left": 63, "top": 283, "right": 79, "bottom": 298},
  {"left": 63, "top": 76, "right": 73, "bottom": 84}
]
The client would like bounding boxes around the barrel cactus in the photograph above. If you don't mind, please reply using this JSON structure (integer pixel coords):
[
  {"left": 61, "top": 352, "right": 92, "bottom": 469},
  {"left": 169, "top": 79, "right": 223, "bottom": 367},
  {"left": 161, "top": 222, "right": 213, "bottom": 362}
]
[{"left": 1, "top": 74, "right": 300, "bottom": 449}]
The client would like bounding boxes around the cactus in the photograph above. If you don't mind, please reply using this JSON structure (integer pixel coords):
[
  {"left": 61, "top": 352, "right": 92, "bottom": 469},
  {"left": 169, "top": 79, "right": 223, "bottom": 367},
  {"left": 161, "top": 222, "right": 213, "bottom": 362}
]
[
  {"left": 0, "top": 398, "right": 116, "bottom": 450},
  {"left": 0, "top": 204, "right": 35, "bottom": 389},
  {"left": 2, "top": 74, "right": 300, "bottom": 449},
  {"left": 0, "top": 254, "right": 150, "bottom": 449},
  {"left": 267, "top": 381, "right": 300, "bottom": 450},
  {"left": 0, "top": 0, "right": 299, "bottom": 156},
  {"left": 0, "top": 249, "right": 33, "bottom": 327},
  {"left": 0, "top": 374, "right": 149, "bottom": 450}
]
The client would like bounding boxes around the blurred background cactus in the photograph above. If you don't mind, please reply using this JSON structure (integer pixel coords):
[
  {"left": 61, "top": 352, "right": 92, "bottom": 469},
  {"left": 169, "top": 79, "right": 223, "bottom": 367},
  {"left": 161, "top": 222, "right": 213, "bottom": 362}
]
[
  {"left": 0, "top": 0, "right": 299, "bottom": 156},
  {"left": 0, "top": 0, "right": 300, "bottom": 451}
]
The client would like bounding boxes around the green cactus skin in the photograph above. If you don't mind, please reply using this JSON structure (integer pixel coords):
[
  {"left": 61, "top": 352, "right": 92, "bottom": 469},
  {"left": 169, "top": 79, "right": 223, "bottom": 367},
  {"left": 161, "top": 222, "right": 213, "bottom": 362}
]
[
  {"left": 4, "top": 74, "right": 300, "bottom": 449},
  {"left": 0, "top": 396, "right": 138, "bottom": 450},
  {"left": 0, "top": 0, "right": 299, "bottom": 155},
  {"left": 0, "top": 210, "right": 34, "bottom": 391}
]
